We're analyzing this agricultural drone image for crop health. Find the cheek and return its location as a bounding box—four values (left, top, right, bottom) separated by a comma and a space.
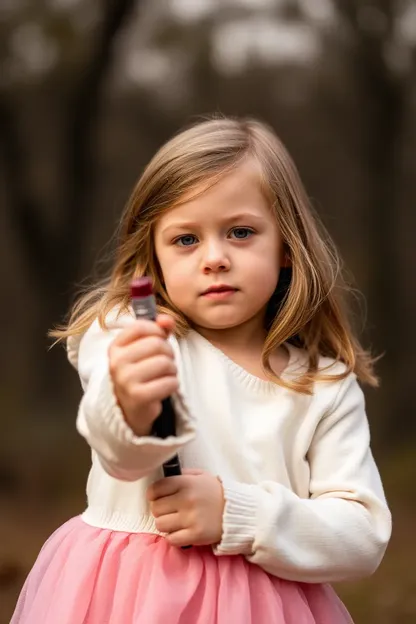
246, 239, 280, 275
159, 254, 193, 298
250, 268, 279, 300
154, 244, 180, 282
242, 244, 280, 296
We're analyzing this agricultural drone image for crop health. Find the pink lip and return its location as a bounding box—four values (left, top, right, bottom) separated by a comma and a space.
203, 290, 236, 300
201, 285, 238, 299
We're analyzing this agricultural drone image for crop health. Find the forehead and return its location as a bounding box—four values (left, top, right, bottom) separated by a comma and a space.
156, 159, 274, 230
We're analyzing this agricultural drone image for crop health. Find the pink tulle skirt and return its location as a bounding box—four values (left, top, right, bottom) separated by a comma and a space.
11, 516, 353, 623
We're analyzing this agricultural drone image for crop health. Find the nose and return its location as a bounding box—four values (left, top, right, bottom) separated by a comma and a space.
201, 239, 230, 274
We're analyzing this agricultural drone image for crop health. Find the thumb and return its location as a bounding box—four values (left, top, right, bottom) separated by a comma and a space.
182, 468, 206, 476
156, 314, 176, 336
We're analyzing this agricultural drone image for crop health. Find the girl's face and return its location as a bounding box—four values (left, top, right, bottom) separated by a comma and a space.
154, 159, 284, 338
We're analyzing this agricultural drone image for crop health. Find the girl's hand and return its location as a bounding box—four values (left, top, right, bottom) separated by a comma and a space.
109, 315, 178, 437
147, 470, 225, 547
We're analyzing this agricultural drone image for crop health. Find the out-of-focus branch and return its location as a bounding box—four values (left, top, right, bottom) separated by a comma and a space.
59, 0, 138, 273
0, 94, 54, 278
1, 1, 138, 291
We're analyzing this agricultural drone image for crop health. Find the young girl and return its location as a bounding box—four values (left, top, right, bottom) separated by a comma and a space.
12, 116, 391, 623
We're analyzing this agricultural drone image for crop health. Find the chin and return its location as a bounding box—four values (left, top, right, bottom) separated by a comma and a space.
194, 315, 251, 331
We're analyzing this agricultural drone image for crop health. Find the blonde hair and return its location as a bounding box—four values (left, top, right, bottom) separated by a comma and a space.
51, 115, 378, 392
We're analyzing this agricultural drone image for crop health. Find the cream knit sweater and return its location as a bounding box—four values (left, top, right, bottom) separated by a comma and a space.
67, 311, 391, 583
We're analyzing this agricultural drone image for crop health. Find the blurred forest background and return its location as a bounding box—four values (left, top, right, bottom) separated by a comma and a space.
1, 0, 415, 622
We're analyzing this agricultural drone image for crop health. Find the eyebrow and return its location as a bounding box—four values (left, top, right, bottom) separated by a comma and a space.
160, 212, 264, 235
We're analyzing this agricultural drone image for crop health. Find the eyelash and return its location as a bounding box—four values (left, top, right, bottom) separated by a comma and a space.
173, 227, 256, 247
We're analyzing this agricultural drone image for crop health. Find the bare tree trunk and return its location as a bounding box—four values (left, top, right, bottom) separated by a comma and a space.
358, 62, 408, 442
0, 0, 138, 413
335, 0, 412, 441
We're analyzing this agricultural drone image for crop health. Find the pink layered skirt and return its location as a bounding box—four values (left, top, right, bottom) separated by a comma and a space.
11, 516, 352, 623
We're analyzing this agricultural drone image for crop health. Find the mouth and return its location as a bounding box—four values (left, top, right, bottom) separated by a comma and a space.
201, 285, 238, 298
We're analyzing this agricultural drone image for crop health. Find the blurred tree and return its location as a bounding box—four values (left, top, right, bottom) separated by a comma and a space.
333, 0, 416, 438
0, 0, 138, 404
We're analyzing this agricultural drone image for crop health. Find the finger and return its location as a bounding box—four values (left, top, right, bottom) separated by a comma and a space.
113, 320, 165, 347
130, 375, 179, 405
166, 529, 194, 548
154, 513, 183, 534
127, 355, 177, 383
150, 493, 179, 518
114, 336, 174, 367
147, 476, 184, 501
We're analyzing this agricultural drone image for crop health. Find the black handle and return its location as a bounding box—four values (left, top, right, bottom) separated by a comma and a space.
152, 398, 182, 478
152, 398, 191, 549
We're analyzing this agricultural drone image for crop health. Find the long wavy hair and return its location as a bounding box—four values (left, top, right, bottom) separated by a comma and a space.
51, 116, 378, 392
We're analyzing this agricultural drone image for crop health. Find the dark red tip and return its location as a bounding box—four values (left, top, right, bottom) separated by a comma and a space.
130, 277, 153, 299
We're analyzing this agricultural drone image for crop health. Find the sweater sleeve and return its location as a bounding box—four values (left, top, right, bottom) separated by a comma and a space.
214, 374, 392, 583
70, 314, 196, 482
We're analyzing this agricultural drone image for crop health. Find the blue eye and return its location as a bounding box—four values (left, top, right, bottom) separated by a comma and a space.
230, 227, 254, 239
175, 234, 198, 247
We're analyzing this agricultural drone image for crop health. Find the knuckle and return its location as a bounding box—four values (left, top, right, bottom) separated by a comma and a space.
150, 402, 163, 419
148, 355, 172, 377
108, 358, 117, 379
131, 385, 146, 403
161, 355, 177, 374
144, 336, 164, 355
183, 487, 197, 506
149, 501, 159, 518
168, 377, 180, 393
187, 493, 197, 506
108, 345, 118, 371
164, 343, 174, 358
144, 335, 157, 348
159, 338, 173, 356
134, 319, 154, 332
115, 368, 130, 391
139, 320, 164, 337
150, 336, 174, 356
109, 361, 123, 385
167, 532, 183, 547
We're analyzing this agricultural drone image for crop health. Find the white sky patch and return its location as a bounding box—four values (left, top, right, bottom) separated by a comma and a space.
125, 48, 174, 87
169, 0, 286, 22
211, 18, 320, 75
169, 0, 218, 23
396, 1, 416, 46
298, 0, 336, 27
10, 22, 58, 76
226, 0, 282, 9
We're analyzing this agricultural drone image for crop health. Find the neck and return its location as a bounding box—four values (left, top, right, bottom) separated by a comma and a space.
195, 316, 267, 355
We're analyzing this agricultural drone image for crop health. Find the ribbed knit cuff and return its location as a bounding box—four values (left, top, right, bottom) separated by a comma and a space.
77, 368, 196, 481
213, 479, 257, 556
92, 371, 195, 448
97, 372, 139, 445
